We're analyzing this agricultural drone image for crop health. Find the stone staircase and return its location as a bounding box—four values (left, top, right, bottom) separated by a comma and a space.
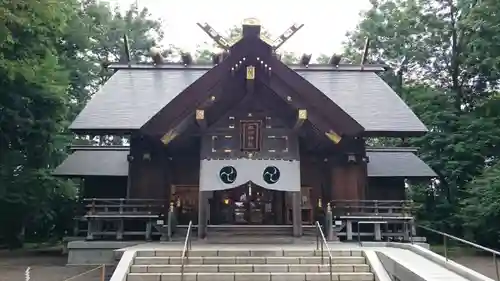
127, 248, 375, 281
206, 225, 295, 244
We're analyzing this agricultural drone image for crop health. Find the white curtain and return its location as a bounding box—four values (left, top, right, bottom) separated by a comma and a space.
200, 159, 301, 191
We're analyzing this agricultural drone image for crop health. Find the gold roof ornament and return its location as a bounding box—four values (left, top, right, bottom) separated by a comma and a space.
242, 17, 261, 26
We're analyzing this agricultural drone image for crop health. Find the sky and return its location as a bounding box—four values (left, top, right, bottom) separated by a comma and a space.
111, 0, 371, 58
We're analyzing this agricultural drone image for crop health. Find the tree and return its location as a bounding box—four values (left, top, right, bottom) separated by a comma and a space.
343, 0, 500, 235
0, 0, 166, 247
69, 1, 166, 147
316, 54, 331, 64
0, 0, 81, 247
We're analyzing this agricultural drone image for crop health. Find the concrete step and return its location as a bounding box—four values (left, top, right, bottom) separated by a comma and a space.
136, 249, 363, 257
127, 272, 375, 281
207, 225, 293, 236
134, 256, 367, 265
130, 263, 371, 273
207, 236, 295, 244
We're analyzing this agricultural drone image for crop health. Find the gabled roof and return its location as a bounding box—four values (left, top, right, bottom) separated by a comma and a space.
69, 66, 426, 136
297, 71, 427, 135
70, 69, 206, 131
53, 147, 436, 178
69, 33, 426, 137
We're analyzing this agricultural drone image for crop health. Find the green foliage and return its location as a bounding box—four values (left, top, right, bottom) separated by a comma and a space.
0, 0, 164, 248
343, 0, 500, 242
461, 162, 500, 246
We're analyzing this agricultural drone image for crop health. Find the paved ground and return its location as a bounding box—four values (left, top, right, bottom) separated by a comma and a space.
0, 243, 498, 280
0, 249, 101, 281
452, 255, 499, 280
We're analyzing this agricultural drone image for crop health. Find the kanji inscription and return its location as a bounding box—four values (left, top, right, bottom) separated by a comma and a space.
240, 120, 262, 151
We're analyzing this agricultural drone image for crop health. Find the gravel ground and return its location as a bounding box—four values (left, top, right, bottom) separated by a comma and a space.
0, 249, 101, 281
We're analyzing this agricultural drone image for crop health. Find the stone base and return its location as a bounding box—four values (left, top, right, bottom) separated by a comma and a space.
66, 240, 142, 265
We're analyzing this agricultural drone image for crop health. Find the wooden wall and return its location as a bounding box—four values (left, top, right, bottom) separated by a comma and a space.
330, 163, 367, 201
128, 136, 170, 199
127, 135, 201, 200
366, 177, 406, 200
83, 176, 127, 198
125, 134, 405, 204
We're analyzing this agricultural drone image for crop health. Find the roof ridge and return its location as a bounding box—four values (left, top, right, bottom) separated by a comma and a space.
70, 145, 130, 151
366, 147, 418, 152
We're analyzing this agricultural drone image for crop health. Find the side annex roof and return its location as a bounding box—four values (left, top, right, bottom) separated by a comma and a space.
54, 147, 436, 178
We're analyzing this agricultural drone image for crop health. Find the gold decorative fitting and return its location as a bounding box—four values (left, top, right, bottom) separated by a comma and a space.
161, 130, 178, 145
196, 109, 205, 120
298, 109, 307, 120
327, 202, 332, 212
325, 130, 342, 144
246, 66, 255, 80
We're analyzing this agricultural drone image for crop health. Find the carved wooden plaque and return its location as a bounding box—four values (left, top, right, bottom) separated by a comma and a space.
240, 120, 262, 151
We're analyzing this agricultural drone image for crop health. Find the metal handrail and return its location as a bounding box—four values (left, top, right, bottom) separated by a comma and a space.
315, 221, 333, 281
180, 220, 193, 281
416, 224, 500, 281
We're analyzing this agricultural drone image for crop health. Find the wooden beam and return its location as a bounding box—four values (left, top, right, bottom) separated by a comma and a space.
361, 38, 371, 66
293, 109, 307, 131
142, 36, 253, 137
267, 55, 364, 135
272, 23, 304, 50
196, 22, 230, 50
257, 75, 344, 145
160, 89, 220, 145
160, 114, 194, 146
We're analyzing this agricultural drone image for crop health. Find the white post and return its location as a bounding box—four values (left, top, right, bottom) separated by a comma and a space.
25, 267, 31, 281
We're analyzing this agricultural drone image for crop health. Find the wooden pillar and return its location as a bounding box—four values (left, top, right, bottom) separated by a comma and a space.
292, 191, 302, 237
275, 191, 283, 225
323, 159, 332, 202
198, 190, 207, 238
162, 157, 172, 217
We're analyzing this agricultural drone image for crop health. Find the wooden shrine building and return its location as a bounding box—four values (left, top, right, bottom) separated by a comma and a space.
55, 19, 436, 241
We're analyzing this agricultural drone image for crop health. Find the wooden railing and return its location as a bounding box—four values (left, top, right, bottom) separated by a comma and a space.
84, 198, 168, 216
77, 198, 171, 241
330, 200, 414, 218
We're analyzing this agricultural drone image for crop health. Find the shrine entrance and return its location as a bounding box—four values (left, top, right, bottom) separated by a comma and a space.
209, 182, 286, 225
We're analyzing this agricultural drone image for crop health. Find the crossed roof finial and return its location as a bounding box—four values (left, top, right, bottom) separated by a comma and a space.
196, 19, 304, 51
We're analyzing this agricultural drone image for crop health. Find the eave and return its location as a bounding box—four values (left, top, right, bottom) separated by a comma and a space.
108, 63, 387, 72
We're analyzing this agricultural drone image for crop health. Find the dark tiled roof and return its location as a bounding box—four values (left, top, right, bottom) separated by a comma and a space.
53, 149, 129, 176
53, 148, 436, 178
297, 71, 427, 134
367, 150, 436, 177
70, 67, 426, 134
70, 69, 207, 130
